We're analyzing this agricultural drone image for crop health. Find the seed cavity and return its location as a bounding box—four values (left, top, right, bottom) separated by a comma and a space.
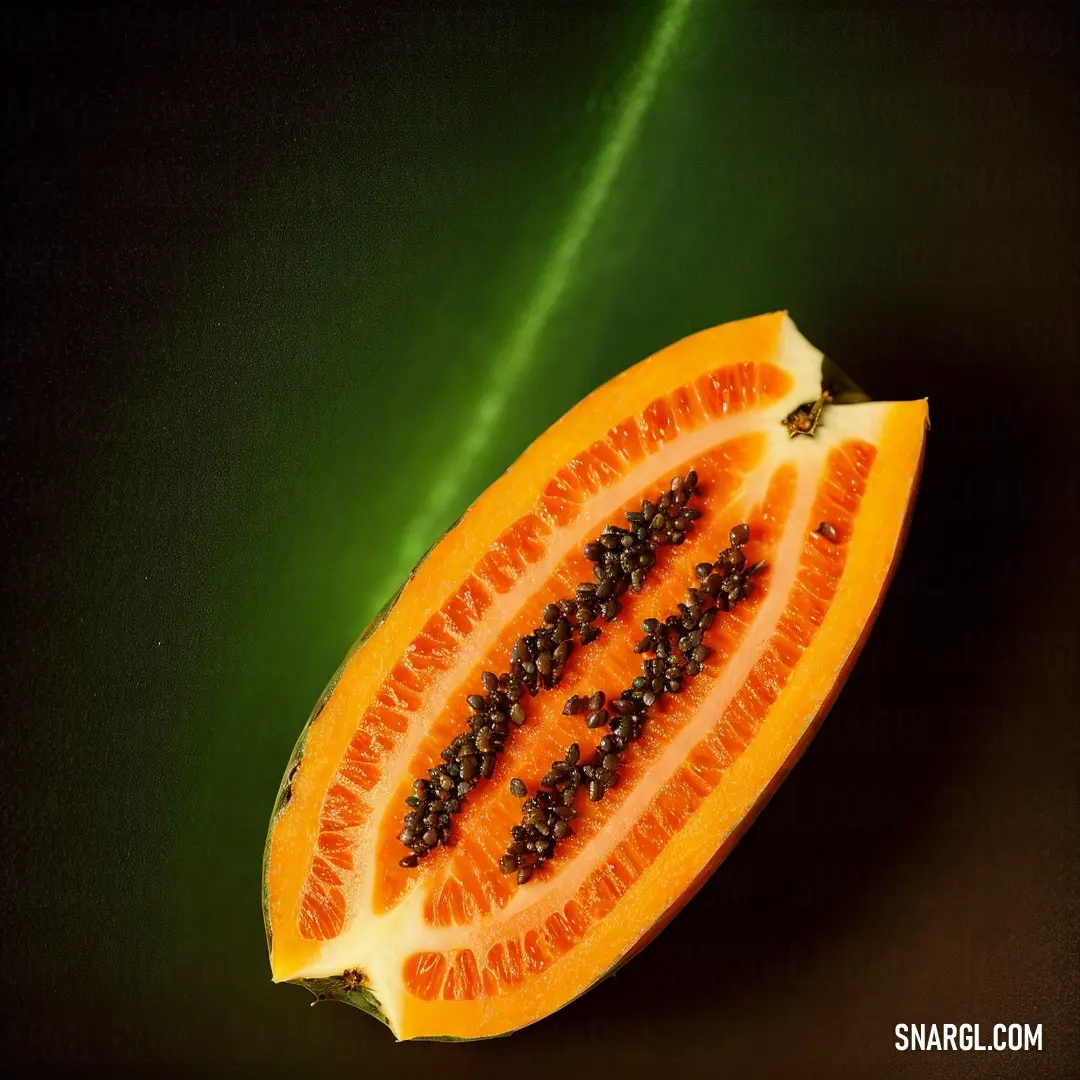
397, 468, 704, 866
501, 524, 765, 881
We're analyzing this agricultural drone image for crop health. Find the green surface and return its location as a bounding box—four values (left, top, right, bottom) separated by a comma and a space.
5, 1, 1077, 1074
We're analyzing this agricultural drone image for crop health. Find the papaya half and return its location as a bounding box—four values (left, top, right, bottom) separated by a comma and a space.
262, 311, 928, 1040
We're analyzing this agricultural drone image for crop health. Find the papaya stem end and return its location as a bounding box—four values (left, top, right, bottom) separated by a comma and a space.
782, 390, 831, 438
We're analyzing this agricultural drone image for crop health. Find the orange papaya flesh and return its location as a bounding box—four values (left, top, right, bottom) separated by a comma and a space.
263, 312, 928, 1040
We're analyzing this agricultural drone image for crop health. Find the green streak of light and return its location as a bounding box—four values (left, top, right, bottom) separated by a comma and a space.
365, 0, 694, 617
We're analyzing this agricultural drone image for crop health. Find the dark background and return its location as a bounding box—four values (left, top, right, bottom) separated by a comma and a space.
2, 2, 1077, 1076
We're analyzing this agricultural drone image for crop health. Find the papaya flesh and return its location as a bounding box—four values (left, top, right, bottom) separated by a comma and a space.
262, 312, 928, 1040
